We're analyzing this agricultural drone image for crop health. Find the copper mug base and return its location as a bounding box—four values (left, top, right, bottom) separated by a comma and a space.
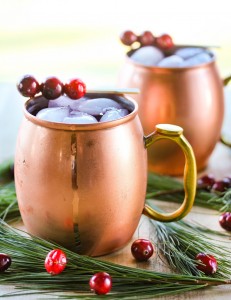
117, 49, 228, 175
15, 94, 196, 256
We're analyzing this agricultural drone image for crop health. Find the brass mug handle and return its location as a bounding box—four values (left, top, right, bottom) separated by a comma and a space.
143, 124, 197, 222
221, 75, 231, 147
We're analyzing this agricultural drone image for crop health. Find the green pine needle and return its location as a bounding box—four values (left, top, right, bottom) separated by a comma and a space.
0, 182, 19, 222
1, 161, 231, 298
147, 201, 231, 278
0, 219, 230, 299
0, 159, 14, 184
147, 173, 231, 212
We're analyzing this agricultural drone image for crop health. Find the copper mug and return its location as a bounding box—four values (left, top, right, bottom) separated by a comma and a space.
15, 93, 196, 256
118, 49, 231, 175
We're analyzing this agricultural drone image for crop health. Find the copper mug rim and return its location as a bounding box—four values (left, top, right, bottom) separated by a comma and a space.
125, 48, 216, 72
23, 93, 138, 131
124, 49, 231, 148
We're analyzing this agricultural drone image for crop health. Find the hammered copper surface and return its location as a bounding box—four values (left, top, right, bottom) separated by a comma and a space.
118, 51, 224, 175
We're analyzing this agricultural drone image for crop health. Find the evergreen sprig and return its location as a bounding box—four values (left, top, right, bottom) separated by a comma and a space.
1, 161, 231, 298
147, 201, 231, 278
0, 182, 19, 222
146, 173, 231, 212
0, 219, 230, 299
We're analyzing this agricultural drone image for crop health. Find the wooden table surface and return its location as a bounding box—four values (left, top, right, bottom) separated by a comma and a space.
0, 83, 231, 299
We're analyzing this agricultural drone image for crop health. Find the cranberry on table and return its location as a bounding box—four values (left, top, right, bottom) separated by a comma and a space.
89, 272, 112, 295
0, 253, 11, 272
120, 30, 138, 46
224, 176, 231, 187
211, 179, 230, 192
197, 174, 216, 190
195, 253, 217, 275
64, 78, 86, 99
131, 238, 154, 261
45, 249, 67, 275
155, 34, 174, 49
219, 212, 231, 231
17, 75, 40, 97
41, 77, 63, 100
138, 31, 155, 46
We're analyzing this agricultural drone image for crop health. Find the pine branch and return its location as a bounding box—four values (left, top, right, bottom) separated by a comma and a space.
0, 160, 20, 222
0, 219, 230, 299
1, 161, 231, 297
146, 173, 231, 212
1, 171, 231, 224
147, 200, 231, 278
0, 182, 20, 222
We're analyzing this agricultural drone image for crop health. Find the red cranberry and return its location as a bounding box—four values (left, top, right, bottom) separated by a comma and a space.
211, 179, 230, 192
120, 30, 138, 46
219, 212, 231, 231
138, 31, 155, 46
131, 238, 154, 261
64, 78, 86, 99
155, 34, 174, 49
197, 174, 216, 190
0, 253, 11, 272
17, 75, 40, 97
89, 272, 112, 295
223, 176, 231, 188
41, 77, 63, 100
195, 253, 217, 275
45, 249, 67, 275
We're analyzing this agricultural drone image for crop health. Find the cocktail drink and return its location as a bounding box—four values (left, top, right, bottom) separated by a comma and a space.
14, 76, 197, 256
118, 31, 229, 175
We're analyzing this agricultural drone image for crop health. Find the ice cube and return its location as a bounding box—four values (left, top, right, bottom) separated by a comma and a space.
48, 95, 88, 110
36, 107, 70, 122
78, 98, 123, 115
181, 52, 212, 67
130, 46, 164, 66
63, 112, 98, 124
100, 108, 129, 122
174, 47, 204, 59
157, 55, 184, 67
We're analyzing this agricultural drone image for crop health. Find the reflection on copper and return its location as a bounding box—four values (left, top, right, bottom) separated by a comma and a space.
14, 94, 196, 256
118, 51, 224, 175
